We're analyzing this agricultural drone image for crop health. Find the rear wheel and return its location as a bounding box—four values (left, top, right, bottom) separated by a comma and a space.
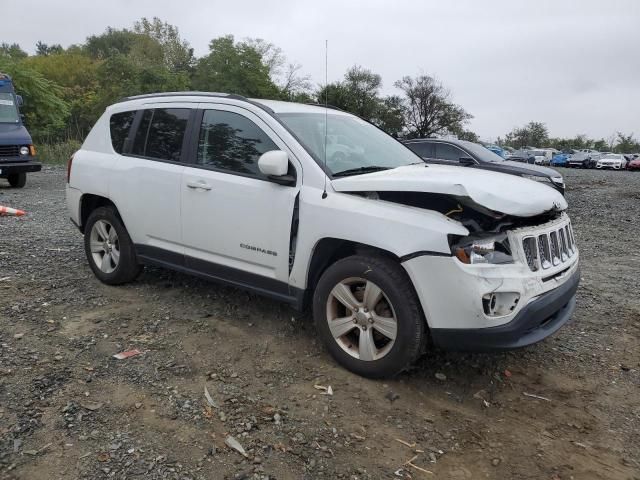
8, 173, 26, 188
313, 254, 426, 378
84, 206, 141, 285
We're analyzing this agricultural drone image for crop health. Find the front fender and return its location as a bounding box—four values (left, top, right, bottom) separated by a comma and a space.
288, 186, 468, 289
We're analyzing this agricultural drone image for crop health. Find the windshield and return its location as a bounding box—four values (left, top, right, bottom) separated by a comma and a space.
602, 154, 620, 159
460, 141, 505, 163
0, 93, 19, 123
277, 112, 421, 175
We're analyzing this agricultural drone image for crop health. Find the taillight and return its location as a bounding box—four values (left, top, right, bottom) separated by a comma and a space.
67, 153, 75, 183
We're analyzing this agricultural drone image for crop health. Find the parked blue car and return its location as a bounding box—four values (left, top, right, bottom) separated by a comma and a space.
486, 145, 507, 158
551, 153, 570, 167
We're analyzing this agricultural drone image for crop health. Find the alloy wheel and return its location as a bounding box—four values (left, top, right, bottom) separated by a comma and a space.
325, 277, 398, 361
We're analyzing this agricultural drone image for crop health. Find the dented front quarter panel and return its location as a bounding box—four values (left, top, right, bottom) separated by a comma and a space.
331, 164, 568, 217
287, 185, 469, 289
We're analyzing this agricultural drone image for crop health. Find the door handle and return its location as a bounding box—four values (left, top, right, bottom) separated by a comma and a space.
186, 180, 212, 191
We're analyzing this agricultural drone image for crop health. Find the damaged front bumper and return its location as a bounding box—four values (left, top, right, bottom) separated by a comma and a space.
429, 266, 579, 350
402, 214, 580, 351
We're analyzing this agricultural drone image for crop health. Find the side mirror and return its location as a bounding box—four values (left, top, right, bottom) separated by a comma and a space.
258, 150, 296, 186
16, 95, 23, 107
459, 157, 475, 166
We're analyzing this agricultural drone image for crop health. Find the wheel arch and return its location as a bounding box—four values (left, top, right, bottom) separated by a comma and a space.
79, 194, 122, 233
303, 237, 402, 307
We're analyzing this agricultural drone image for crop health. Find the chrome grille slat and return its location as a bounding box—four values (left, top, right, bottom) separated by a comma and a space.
538, 234, 551, 269
523, 237, 538, 271
549, 231, 560, 266
520, 217, 578, 272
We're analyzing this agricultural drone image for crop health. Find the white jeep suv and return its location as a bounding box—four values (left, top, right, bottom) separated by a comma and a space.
66, 92, 580, 378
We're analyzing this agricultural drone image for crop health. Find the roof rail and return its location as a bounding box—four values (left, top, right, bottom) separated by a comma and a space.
305, 102, 345, 112
117, 91, 249, 103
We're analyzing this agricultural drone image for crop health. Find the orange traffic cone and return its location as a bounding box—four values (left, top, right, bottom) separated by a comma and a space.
0, 205, 25, 217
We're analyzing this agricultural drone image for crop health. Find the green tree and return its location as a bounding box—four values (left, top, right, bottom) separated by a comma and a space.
504, 121, 548, 148
394, 74, 471, 138
0, 57, 69, 140
592, 139, 608, 151
35, 41, 63, 56
133, 17, 194, 72
317, 65, 382, 121
455, 129, 480, 142
85, 28, 142, 59
24, 52, 99, 139
192, 35, 279, 97
374, 95, 405, 136
613, 132, 639, 153
0, 43, 28, 59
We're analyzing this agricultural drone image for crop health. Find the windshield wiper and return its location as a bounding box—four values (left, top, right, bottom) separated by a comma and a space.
332, 166, 391, 177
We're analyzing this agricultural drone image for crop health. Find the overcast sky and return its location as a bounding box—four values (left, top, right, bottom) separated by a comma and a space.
3, 0, 639, 140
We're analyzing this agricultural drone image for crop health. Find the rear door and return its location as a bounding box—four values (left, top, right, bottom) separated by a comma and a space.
109, 105, 194, 257
180, 104, 301, 292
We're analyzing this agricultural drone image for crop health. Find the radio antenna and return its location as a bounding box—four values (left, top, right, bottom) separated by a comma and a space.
322, 39, 328, 199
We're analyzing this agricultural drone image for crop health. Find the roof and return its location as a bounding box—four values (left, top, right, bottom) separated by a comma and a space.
112, 91, 349, 116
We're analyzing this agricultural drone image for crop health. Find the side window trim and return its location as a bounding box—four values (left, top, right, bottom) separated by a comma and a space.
123, 107, 193, 165
124, 110, 144, 155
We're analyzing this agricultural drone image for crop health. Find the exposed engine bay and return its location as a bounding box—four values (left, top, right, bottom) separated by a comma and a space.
362, 191, 562, 234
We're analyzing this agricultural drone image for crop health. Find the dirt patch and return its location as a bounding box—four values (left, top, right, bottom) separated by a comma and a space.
1, 166, 639, 479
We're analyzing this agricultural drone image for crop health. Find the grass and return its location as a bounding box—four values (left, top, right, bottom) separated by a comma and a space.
37, 140, 82, 165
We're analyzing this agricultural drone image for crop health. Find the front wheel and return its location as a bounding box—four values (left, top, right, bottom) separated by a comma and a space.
84, 206, 141, 285
7, 173, 26, 188
313, 255, 426, 378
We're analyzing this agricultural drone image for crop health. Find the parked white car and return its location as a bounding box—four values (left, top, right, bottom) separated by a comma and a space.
66, 93, 580, 378
596, 153, 628, 170
529, 150, 552, 165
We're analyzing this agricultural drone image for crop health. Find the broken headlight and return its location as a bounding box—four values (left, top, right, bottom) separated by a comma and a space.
450, 233, 513, 265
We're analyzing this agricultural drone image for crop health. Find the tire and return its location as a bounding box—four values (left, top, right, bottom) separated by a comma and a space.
84, 206, 141, 285
8, 173, 26, 188
313, 254, 426, 378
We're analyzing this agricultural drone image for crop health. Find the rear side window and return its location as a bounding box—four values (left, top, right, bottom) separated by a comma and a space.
435, 143, 466, 162
110, 111, 136, 154
407, 142, 434, 158
197, 110, 277, 177
131, 108, 190, 162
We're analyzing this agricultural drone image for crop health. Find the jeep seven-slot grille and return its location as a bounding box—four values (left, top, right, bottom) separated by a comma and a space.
0, 145, 20, 158
523, 222, 577, 272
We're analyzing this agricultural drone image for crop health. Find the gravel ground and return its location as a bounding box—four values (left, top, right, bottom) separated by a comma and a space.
0, 166, 639, 480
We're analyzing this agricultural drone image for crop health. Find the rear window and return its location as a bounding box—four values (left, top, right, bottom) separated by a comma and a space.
405, 142, 433, 158
109, 111, 136, 154
131, 108, 190, 162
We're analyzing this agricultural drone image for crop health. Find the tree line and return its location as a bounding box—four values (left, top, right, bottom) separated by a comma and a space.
500, 121, 639, 154
0, 17, 637, 154
0, 17, 470, 145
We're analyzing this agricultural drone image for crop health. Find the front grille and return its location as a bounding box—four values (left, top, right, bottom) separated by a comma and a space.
0, 145, 20, 157
522, 221, 577, 272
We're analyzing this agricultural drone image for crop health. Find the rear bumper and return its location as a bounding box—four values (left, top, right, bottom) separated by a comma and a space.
430, 266, 580, 351
0, 160, 42, 176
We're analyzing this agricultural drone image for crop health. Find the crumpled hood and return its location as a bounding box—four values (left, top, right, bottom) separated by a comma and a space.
0, 123, 32, 144
331, 164, 568, 217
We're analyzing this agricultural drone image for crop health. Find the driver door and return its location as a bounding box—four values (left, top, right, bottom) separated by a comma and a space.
181, 104, 301, 291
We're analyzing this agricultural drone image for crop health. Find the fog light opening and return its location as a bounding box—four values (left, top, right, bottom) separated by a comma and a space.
482, 292, 521, 317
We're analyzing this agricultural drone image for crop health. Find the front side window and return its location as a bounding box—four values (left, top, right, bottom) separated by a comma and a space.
435, 143, 466, 162
0, 92, 19, 123
109, 111, 136, 154
197, 110, 277, 177
131, 108, 190, 161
